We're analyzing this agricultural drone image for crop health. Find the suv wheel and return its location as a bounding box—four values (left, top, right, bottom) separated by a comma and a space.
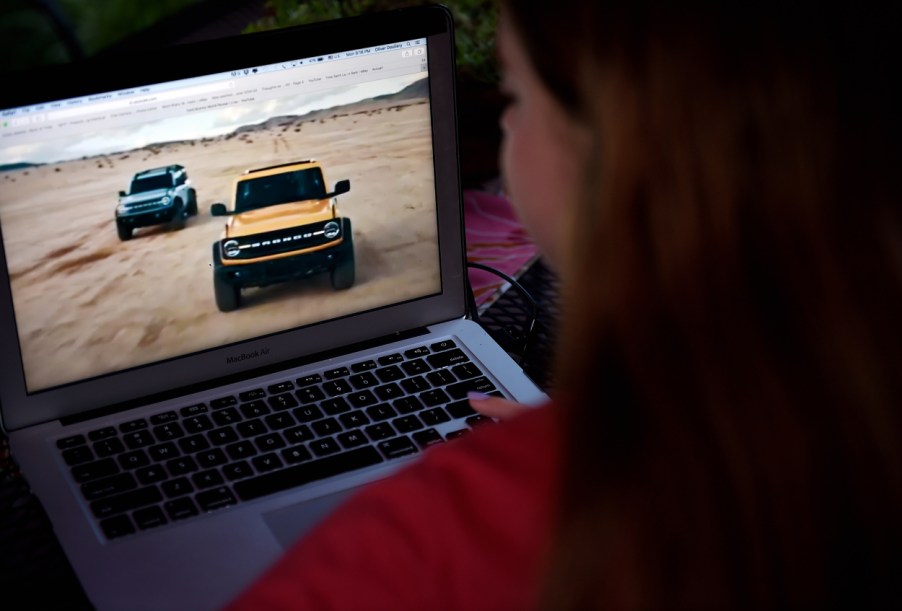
330, 228, 355, 290
117, 221, 132, 241
213, 245, 240, 311
187, 188, 198, 216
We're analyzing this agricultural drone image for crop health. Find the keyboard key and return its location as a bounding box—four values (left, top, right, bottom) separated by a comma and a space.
375, 365, 404, 383
180, 404, 208, 417
211, 396, 238, 409
295, 386, 325, 405
91, 486, 162, 519
62, 446, 94, 466
164, 497, 199, 521
161, 477, 193, 498
72, 458, 119, 483
133, 506, 168, 530
281, 446, 312, 465
349, 372, 379, 389
377, 353, 403, 365
426, 369, 456, 386
150, 411, 178, 425
226, 440, 257, 460
191, 469, 225, 489
88, 427, 117, 441
310, 438, 342, 457
404, 346, 431, 358
296, 374, 322, 387
351, 360, 377, 372
323, 379, 353, 396
149, 442, 180, 462
394, 396, 424, 415
236, 419, 267, 438
267, 381, 295, 394
401, 376, 431, 394
467, 415, 496, 428
197, 448, 228, 468
94, 438, 126, 457
208, 427, 239, 446
374, 383, 404, 401
293, 405, 324, 423
255, 433, 287, 452
81, 472, 137, 501
429, 339, 457, 352
100, 515, 135, 540
118, 450, 150, 470
427, 348, 469, 368
123, 430, 155, 449
447, 400, 477, 419
324, 367, 350, 379
413, 428, 444, 449
447, 376, 497, 400
451, 362, 482, 380
179, 434, 211, 454
421, 407, 451, 426
234, 447, 383, 501
339, 411, 370, 428
166, 456, 199, 476
446, 429, 470, 440
239, 388, 266, 402
120, 418, 149, 433
377, 437, 418, 460
321, 397, 351, 415
252, 453, 284, 472
153, 422, 185, 442
366, 404, 398, 422
196, 487, 236, 512
348, 390, 378, 408
57, 434, 86, 449
365, 422, 396, 441
265, 412, 295, 430
311, 418, 342, 437
337, 429, 368, 449
183, 415, 214, 434
267, 393, 298, 411
212, 407, 242, 427
421, 389, 450, 407
223, 461, 254, 481
241, 400, 270, 418
402, 359, 431, 376
393, 415, 424, 433
284, 425, 314, 444
136, 465, 167, 485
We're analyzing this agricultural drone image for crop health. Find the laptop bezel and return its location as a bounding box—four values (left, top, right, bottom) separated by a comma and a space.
0, 5, 467, 432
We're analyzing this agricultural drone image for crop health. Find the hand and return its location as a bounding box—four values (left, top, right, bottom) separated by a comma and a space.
467, 392, 528, 421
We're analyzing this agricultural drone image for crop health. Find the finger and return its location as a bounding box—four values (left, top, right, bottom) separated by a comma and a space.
467, 392, 527, 420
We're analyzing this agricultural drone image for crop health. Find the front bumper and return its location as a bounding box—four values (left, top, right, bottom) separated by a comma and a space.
116, 205, 179, 228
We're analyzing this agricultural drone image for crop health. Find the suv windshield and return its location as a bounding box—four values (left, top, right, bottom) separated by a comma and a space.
235, 168, 326, 212
131, 174, 173, 193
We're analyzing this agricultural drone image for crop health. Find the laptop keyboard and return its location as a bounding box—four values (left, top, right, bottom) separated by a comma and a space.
54, 339, 501, 540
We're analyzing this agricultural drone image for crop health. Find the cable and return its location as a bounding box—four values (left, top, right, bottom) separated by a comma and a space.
466, 260, 540, 366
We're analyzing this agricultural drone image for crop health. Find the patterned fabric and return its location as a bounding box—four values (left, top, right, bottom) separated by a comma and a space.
464, 190, 539, 312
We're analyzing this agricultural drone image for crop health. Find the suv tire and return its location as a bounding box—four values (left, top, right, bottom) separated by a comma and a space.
117, 221, 132, 241
213, 245, 241, 312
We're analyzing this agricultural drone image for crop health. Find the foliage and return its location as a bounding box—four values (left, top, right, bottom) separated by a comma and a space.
244, 0, 500, 84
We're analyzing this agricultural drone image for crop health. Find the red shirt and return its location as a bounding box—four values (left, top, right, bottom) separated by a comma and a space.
226, 403, 560, 611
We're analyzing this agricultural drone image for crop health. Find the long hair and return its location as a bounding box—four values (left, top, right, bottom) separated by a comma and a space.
502, 1, 902, 608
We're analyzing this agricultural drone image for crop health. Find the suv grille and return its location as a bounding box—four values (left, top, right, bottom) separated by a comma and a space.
221, 219, 342, 261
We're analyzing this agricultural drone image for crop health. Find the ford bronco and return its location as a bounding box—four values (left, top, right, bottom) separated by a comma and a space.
115, 164, 197, 240
210, 160, 354, 312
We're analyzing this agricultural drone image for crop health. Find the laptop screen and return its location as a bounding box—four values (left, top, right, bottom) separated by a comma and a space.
0, 9, 462, 424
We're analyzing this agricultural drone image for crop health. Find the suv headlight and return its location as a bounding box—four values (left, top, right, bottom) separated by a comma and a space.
323, 221, 341, 240
161, 196, 171, 205
223, 240, 241, 258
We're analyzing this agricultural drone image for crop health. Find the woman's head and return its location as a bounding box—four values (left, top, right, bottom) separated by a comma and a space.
499, 1, 902, 608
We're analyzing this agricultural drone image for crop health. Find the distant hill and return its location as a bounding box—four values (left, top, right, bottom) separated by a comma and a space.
0, 162, 41, 173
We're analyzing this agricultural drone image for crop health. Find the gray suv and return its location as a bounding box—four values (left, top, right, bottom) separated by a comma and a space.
115, 164, 197, 240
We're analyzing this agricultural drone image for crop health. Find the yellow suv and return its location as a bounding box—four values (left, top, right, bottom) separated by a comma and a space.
210, 160, 353, 312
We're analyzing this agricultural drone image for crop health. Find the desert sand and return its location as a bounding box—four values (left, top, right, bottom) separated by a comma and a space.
0, 98, 441, 391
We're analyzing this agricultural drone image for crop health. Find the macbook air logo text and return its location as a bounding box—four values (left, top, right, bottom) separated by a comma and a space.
226, 348, 270, 364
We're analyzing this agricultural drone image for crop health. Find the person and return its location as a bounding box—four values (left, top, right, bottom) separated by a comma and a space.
227, 1, 902, 608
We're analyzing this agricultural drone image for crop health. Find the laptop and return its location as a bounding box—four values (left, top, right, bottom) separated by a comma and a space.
0, 5, 547, 610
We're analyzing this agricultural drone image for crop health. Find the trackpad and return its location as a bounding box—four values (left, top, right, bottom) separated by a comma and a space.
263, 489, 355, 549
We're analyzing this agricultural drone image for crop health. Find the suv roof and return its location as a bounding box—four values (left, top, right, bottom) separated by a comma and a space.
134, 164, 185, 179
243, 160, 316, 175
